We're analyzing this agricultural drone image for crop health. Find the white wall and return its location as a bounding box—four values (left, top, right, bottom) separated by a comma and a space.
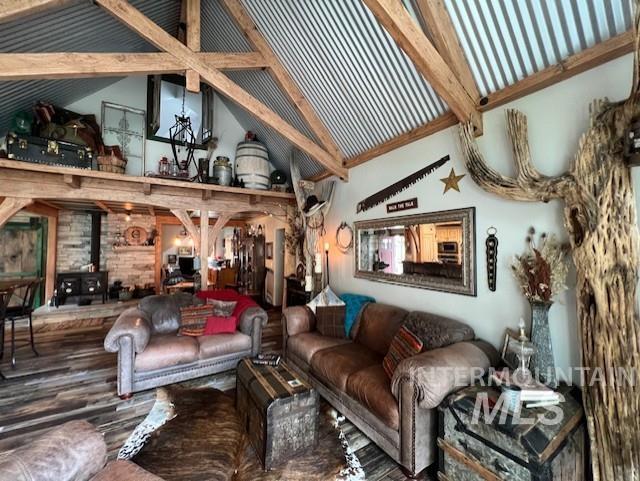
325, 54, 638, 378
65, 76, 246, 176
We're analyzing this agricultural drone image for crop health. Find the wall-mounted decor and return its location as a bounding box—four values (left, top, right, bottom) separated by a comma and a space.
485, 226, 498, 292
265, 242, 273, 260
101, 102, 145, 176
440, 168, 466, 194
124, 226, 147, 246
356, 155, 449, 213
335, 222, 354, 254
167, 254, 177, 265
387, 198, 418, 214
354, 207, 476, 296
178, 246, 193, 256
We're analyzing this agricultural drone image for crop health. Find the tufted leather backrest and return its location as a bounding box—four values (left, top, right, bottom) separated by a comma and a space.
353, 303, 408, 356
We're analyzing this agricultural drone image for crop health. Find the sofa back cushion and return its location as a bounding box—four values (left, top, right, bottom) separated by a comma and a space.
353, 303, 407, 356
403, 311, 474, 351
382, 325, 424, 379
139, 293, 195, 334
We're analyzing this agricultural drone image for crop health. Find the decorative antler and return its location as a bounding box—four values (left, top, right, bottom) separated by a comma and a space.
459, 109, 574, 203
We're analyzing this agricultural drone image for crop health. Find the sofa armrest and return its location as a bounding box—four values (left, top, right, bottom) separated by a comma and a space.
391, 340, 498, 409
0, 420, 107, 481
238, 306, 268, 356
104, 307, 152, 354
282, 306, 315, 337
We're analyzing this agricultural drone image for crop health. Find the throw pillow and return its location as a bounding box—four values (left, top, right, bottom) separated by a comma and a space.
403, 311, 474, 351
340, 293, 375, 338
203, 315, 237, 335
383, 326, 424, 379
207, 299, 237, 317
315, 305, 347, 339
178, 305, 214, 337
306, 285, 345, 314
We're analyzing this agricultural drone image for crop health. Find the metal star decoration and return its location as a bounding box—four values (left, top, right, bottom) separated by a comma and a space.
440, 168, 466, 194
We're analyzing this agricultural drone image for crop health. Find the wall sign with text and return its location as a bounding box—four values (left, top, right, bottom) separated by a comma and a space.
387, 198, 418, 213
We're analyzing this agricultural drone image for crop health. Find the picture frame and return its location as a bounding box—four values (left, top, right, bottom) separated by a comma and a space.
177, 246, 193, 256
266, 242, 273, 260
167, 254, 177, 265
500, 328, 527, 370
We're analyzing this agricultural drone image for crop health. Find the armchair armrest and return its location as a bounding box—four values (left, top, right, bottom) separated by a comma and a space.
282, 306, 315, 337
104, 308, 152, 354
0, 420, 107, 481
392, 340, 498, 409
238, 306, 268, 356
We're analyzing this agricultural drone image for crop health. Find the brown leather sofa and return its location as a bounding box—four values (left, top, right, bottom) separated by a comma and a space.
0, 420, 163, 481
104, 292, 268, 397
283, 302, 498, 477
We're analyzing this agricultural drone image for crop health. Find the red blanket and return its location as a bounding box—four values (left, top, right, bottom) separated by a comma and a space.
196, 289, 258, 326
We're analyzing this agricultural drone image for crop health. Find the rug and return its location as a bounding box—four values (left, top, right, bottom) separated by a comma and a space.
119, 386, 365, 481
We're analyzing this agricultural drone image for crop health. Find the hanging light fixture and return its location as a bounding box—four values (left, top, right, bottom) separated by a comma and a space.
124, 210, 132, 222
174, 227, 189, 246
169, 86, 198, 180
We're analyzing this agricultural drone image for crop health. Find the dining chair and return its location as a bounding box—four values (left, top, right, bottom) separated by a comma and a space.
5, 279, 41, 367
0, 287, 15, 378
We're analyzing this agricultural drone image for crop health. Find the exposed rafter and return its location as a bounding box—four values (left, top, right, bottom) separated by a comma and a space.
362, 0, 481, 132
221, 0, 344, 162
0, 0, 75, 23
183, 0, 201, 93
0, 52, 269, 80
413, 0, 480, 106
95, 0, 347, 180
0, 197, 34, 229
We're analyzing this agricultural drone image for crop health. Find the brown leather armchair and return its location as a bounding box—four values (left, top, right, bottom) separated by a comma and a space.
283, 303, 498, 477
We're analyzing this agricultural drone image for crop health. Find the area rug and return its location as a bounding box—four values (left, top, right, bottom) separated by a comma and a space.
119, 386, 365, 481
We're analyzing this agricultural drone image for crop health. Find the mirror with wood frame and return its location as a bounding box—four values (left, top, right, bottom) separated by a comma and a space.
354, 207, 476, 296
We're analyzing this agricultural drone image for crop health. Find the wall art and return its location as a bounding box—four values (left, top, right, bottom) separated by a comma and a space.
485, 226, 498, 291
440, 168, 466, 194
387, 198, 418, 213
356, 155, 449, 213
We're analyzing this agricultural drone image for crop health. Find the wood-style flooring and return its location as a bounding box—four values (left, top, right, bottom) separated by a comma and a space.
0, 310, 433, 480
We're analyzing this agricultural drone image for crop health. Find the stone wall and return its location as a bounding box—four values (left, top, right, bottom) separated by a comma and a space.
56, 210, 156, 288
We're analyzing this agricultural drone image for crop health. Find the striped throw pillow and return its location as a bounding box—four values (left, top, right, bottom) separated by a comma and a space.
383, 326, 424, 379
179, 305, 214, 337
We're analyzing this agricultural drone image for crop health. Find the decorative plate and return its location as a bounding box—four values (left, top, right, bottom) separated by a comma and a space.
124, 226, 147, 246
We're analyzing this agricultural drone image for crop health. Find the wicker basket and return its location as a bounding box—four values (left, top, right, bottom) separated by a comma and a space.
97, 154, 127, 174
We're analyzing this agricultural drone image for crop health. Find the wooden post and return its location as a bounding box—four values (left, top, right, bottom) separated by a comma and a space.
200, 209, 209, 290
45, 215, 57, 301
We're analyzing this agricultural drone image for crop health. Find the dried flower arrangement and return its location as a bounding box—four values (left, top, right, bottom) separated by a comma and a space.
285, 210, 305, 259
511, 227, 569, 303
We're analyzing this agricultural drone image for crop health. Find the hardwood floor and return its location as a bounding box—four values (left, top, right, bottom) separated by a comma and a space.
0, 310, 433, 480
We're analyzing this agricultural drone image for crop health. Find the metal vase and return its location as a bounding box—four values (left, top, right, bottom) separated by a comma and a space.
530, 301, 557, 388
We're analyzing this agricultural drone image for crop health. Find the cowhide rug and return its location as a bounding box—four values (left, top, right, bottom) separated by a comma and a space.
119, 386, 365, 481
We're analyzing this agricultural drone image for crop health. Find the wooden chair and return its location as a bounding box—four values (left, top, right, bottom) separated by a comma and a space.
0, 287, 15, 378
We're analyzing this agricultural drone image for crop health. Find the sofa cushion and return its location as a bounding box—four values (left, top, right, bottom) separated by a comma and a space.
403, 311, 474, 351
316, 305, 347, 339
207, 299, 237, 317
139, 293, 195, 334
287, 332, 350, 365
134, 335, 199, 372
203, 315, 237, 335
383, 325, 424, 379
311, 343, 382, 392
197, 332, 251, 359
90, 460, 163, 481
353, 303, 407, 356
346, 365, 399, 430
178, 304, 214, 337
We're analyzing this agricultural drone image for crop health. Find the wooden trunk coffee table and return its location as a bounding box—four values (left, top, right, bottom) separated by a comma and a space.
236, 358, 319, 470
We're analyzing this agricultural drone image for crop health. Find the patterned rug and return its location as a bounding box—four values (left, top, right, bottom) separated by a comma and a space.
119, 386, 365, 481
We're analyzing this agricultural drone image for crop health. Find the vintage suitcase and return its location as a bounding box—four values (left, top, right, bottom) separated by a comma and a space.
438, 385, 585, 481
6, 132, 94, 169
236, 358, 319, 470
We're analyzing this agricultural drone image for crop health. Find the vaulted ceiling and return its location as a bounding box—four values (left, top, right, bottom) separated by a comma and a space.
0, 0, 634, 180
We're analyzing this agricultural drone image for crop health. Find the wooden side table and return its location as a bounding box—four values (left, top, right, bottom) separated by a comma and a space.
438, 384, 585, 481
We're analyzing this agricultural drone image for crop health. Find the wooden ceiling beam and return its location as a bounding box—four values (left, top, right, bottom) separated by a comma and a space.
183, 0, 201, 93
413, 0, 480, 106
363, 0, 481, 132
23, 201, 59, 218
221, 0, 344, 163
0, 197, 34, 229
95, 0, 347, 180
0, 52, 269, 81
0, 0, 75, 23
94, 201, 114, 214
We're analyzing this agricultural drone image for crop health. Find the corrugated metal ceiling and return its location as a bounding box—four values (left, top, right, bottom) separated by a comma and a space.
440, 0, 633, 96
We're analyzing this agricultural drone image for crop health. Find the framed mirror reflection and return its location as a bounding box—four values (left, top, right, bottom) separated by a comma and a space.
354, 207, 476, 296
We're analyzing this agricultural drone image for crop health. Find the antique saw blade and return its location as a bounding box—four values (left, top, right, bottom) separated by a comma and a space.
356, 154, 450, 213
